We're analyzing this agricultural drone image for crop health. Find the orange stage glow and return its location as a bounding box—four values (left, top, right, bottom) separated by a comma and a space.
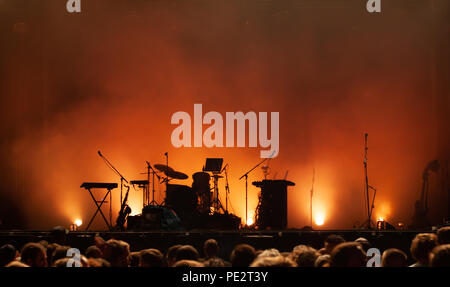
314, 213, 325, 226
374, 202, 391, 224
2, 1, 448, 230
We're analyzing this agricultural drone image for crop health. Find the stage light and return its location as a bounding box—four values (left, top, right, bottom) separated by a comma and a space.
70, 219, 82, 231
377, 218, 385, 230
246, 218, 254, 226
314, 213, 325, 226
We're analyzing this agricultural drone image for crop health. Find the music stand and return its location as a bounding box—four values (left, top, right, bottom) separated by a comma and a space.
203, 158, 223, 173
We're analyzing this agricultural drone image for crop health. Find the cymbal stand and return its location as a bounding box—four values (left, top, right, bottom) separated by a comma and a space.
146, 161, 161, 205
210, 172, 225, 213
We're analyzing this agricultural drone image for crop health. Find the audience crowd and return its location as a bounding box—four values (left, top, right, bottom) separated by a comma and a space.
1, 226, 449, 267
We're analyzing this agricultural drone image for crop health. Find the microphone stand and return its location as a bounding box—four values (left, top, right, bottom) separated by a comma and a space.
159, 152, 169, 206
310, 168, 315, 228
239, 158, 268, 226
361, 134, 377, 229
222, 164, 230, 214
98, 151, 129, 207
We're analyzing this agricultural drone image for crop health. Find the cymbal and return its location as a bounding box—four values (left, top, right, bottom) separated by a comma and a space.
154, 164, 175, 173
165, 170, 188, 180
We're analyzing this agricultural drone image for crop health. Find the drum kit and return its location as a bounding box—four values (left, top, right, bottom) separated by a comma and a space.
127, 157, 233, 229
88, 151, 240, 230
78, 147, 246, 233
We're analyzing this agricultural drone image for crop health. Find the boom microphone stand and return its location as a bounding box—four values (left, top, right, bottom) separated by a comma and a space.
239, 158, 269, 226
98, 150, 129, 206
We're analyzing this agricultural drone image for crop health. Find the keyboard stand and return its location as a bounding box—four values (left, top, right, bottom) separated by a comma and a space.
84, 186, 114, 231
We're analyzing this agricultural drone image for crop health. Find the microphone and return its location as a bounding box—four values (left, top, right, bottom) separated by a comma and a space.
98, 150, 102, 157
164, 152, 168, 156
146, 161, 151, 167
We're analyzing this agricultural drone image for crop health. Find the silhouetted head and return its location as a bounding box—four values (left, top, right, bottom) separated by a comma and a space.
140, 248, 164, 267
50, 226, 69, 245
324, 234, 346, 255
330, 242, 366, 267
166, 244, 182, 267
203, 239, 219, 259
381, 248, 408, 267
0, 244, 17, 267
172, 260, 204, 267
129, 252, 140, 267
21, 242, 47, 267
430, 244, 450, 267
230, 244, 256, 267
315, 254, 331, 267
437, 226, 450, 245
51, 245, 71, 266
290, 245, 319, 267
102, 239, 130, 267
250, 255, 296, 267
354, 237, 371, 252
175, 245, 199, 262
410, 233, 437, 266
85, 245, 102, 259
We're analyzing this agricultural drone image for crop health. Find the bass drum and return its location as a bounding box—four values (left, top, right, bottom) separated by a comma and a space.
165, 184, 198, 226
165, 184, 196, 208
192, 172, 211, 214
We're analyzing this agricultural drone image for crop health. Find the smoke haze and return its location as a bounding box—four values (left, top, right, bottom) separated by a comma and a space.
0, 0, 448, 229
